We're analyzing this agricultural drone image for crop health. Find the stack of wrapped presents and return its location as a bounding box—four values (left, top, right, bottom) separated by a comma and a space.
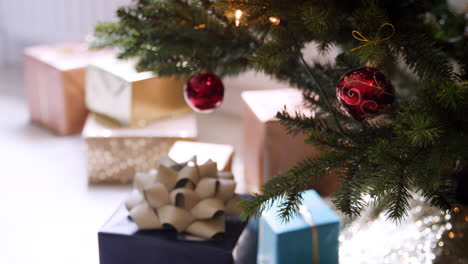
25, 42, 234, 184
24, 42, 341, 264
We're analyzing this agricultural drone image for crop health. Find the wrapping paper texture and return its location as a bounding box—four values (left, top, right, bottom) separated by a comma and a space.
86, 137, 178, 183
98, 205, 249, 264
83, 114, 197, 183
86, 57, 191, 126
242, 89, 339, 195
258, 190, 340, 264
24, 42, 111, 135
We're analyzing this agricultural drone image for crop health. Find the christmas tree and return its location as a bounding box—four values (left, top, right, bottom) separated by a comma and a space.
92, 0, 467, 221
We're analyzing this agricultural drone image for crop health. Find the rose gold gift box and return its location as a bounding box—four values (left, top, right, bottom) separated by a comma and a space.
242, 89, 339, 196
83, 113, 197, 184
24, 42, 111, 135
85, 56, 191, 127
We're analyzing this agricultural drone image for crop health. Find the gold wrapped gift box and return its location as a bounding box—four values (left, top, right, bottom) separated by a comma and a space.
83, 115, 236, 184
83, 114, 197, 183
85, 56, 191, 126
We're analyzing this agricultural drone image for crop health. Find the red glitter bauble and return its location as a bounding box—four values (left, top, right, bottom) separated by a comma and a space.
184, 73, 224, 112
336, 66, 395, 122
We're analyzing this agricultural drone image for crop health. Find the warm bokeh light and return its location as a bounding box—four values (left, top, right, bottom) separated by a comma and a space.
235, 9, 243, 27
269, 16, 280, 25
448, 232, 455, 239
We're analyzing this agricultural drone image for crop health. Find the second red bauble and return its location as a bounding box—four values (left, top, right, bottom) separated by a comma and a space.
184, 73, 224, 113
336, 66, 395, 122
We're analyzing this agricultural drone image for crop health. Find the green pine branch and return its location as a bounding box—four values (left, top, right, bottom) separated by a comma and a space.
333, 159, 367, 217
94, 0, 467, 222
240, 150, 349, 221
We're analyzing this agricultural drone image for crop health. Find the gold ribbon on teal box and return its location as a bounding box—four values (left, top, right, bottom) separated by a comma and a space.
258, 190, 340, 264
299, 205, 320, 263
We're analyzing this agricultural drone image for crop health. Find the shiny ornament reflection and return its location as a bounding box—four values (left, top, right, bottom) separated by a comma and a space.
184, 73, 224, 113
336, 66, 395, 121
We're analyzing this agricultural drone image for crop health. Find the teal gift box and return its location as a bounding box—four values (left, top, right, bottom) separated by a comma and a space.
258, 190, 340, 264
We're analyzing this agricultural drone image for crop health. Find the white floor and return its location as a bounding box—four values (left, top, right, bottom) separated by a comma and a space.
0, 65, 245, 264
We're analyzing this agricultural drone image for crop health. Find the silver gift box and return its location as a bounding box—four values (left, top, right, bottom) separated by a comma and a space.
86, 56, 191, 126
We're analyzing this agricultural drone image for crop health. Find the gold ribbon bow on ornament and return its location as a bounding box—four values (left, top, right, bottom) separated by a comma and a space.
125, 155, 242, 239
351, 22, 395, 51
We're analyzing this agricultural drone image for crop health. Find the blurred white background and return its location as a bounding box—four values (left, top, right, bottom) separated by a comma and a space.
0, 0, 128, 64
0, 0, 292, 115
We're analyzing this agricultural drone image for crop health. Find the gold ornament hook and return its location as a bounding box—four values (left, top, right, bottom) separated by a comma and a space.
351, 22, 395, 51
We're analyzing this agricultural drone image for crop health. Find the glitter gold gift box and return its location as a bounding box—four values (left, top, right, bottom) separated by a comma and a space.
24, 42, 111, 135
83, 114, 197, 183
85, 56, 191, 127
242, 89, 339, 195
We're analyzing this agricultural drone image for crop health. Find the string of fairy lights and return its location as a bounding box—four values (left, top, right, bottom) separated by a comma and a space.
234, 8, 280, 26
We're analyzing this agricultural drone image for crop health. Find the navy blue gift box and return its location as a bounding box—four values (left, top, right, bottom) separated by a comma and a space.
98, 205, 254, 264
